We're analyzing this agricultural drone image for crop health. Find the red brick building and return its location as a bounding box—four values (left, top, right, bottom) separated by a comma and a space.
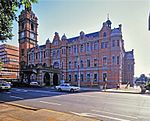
19, 6, 134, 88
0, 44, 19, 80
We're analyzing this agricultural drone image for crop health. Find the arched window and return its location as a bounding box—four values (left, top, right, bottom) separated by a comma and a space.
103, 32, 106, 37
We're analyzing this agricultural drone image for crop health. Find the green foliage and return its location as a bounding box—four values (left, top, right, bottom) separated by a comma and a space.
0, 61, 3, 71
0, 0, 38, 42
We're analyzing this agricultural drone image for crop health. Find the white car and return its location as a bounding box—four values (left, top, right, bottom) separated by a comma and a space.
0, 83, 11, 91
56, 83, 80, 92
29, 81, 40, 87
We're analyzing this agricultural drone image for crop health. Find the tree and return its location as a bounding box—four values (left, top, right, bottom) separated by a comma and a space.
0, 0, 38, 42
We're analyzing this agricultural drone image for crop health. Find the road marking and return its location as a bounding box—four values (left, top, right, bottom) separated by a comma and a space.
70, 111, 96, 117
90, 113, 131, 121
13, 89, 28, 92
77, 94, 96, 98
39, 101, 61, 106
10, 96, 24, 99
70, 111, 130, 121
4, 92, 11, 94
92, 110, 137, 119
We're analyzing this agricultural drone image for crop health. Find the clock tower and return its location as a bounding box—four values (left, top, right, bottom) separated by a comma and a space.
18, 5, 38, 65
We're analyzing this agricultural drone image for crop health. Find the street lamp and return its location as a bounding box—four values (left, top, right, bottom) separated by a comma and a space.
78, 57, 80, 87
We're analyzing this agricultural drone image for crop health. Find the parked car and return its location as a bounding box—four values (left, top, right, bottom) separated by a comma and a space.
55, 83, 80, 92
29, 81, 40, 87
0, 83, 11, 91
140, 82, 150, 94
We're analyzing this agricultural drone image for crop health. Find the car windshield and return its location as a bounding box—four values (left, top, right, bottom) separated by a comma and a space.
2, 83, 10, 86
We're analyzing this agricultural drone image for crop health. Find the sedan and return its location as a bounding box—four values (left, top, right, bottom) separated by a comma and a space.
56, 83, 80, 92
0, 83, 11, 91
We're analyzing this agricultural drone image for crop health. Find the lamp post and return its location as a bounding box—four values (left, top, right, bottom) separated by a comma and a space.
78, 57, 80, 87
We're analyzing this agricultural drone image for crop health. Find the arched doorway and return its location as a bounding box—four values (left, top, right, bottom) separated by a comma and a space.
53, 73, 58, 86
44, 72, 50, 86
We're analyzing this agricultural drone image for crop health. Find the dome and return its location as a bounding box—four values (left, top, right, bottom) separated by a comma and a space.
111, 28, 122, 36
61, 34, 67, 40
106, 19, 112, 25
80, 31, 85, 36
46, 38, 50, 44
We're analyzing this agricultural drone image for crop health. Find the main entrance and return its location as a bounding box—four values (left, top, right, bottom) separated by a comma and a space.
53, 73, 58, 86
44, 72, 50, 86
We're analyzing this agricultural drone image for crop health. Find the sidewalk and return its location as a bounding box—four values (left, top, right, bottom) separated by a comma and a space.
0, 103, 99, 121
104, 86, 141, 94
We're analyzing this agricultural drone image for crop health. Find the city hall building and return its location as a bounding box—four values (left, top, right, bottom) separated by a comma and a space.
18, 6, 134, 88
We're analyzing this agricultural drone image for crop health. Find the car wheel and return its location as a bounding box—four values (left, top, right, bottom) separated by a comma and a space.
70, 89, 74, 92
58, 88, 62, 91
141, 88, 146, 94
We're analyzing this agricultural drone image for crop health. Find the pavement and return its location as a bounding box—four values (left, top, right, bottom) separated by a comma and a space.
0, 85, 142, 121
0, 102, 99, 121
104, 85, 141, 94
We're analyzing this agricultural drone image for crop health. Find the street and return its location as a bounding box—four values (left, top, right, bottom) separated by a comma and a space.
0, 87, 150, 121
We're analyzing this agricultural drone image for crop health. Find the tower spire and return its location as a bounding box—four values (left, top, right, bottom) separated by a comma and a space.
107, 13, 109, 20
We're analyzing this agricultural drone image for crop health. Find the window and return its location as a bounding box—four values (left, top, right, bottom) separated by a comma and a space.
74, 45, 77, 54
117, 40, 120, 46
80, 60, 83, 68
103, 57, 107, 65
87, 74, 90, 82
36, 53, 38, 59
112, 56, 115, 64
22, 23, 24, 30
117, 56, 120, 64
101, 42, 108, 49
74, 61, 77, 68
69, 61, 71, 69
112, 40, 115, 47
62, 62, 63, 69
69, 47, 71, 54
94, 41, 98, 50
80, 44, 83, 52
94, 74, 97, 82
53, 51, 56, 57
81, 74, 84, 82
62, 49, 63, 54
21, 49, 24, 56
103, 32, 106, 37
69, 75, 71, 82
94, 59, 97, 67
31, 23, 34, 31
43, 51, 45, 58
75, 74, 78, 82
103, 73, 107, 82
57, 50, 60, 57
87, 43, 90, 52
87, 59, 90, 67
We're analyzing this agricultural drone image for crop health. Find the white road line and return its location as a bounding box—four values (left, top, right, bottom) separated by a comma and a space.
70, 111, 96, 118
77, 94, 96, 98
92, 110, 137, 119
10, 96, 24, 99
70, 111, 130, 121
39, 101, 61, 106
90, 113, 131, 121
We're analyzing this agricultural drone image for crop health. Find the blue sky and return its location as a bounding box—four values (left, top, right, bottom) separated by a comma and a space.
4, 0, 150, 77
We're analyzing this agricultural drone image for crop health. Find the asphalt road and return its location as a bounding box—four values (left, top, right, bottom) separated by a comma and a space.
0, 87, 150, 121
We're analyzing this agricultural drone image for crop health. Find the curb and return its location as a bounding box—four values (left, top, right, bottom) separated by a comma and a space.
3, 102, 39, 111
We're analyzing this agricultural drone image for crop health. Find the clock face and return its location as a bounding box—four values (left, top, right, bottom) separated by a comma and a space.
30, 33, 35, 40
21, 32, 25, 38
